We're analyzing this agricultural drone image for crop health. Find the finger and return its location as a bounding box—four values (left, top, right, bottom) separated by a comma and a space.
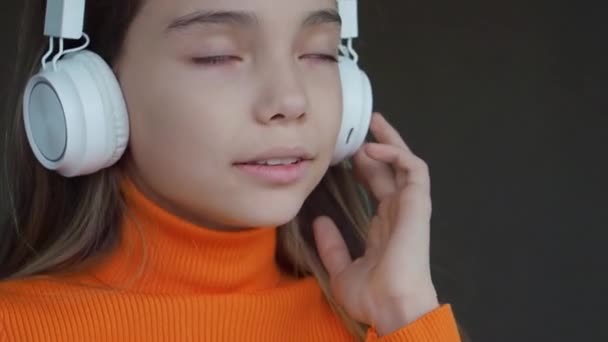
365, 143, 430, 191
352, 146, 397, 200
370, 113, 410, 151
312, 216, 352, 277
366, 147, 433, 256
375, 200, 397, 242
365, 216, 383, 252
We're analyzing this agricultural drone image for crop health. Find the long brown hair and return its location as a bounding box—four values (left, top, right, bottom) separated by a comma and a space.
1, 0, 376, 339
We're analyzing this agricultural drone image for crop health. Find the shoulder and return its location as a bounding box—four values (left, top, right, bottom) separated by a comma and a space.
0, 275, 94, 315
0, 299, 7, 341
0, 316, 6, 342
0, 275, 99, 340
0, 278, 40, 341
0, 277, 54, 312
0, 275, 66, 296
0, 279, 42, 341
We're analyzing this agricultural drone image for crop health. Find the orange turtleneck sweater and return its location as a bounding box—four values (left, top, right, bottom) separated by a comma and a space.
0, 180, 461, 341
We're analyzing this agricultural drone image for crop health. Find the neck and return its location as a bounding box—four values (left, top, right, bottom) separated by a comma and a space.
86, 178, 283, 294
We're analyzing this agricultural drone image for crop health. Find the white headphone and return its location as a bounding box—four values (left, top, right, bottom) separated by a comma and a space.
23, 0, 373, 177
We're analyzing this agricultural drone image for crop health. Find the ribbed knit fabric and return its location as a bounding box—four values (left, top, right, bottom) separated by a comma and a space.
0, 180, 461, 341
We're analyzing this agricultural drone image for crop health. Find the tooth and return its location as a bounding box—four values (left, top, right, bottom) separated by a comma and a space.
282, 158, 300, 164
267, 159, 286, 166
255, 158, 299, 165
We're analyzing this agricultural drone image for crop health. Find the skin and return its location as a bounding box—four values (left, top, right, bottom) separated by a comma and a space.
117, 0, 343, 230
314, 113, 441, 335
115, 0, 441, 336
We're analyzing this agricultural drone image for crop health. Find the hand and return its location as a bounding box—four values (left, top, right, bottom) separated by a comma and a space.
313, 112, 440, 336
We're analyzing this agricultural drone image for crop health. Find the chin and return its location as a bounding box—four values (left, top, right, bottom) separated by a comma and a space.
222, 161, 328, 228
244, 203, 303, 227
227, 190, 310, 228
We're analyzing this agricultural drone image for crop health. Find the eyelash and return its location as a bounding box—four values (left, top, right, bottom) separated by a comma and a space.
305, 54, 339, 63
192, 55, 241, 65
191, 54, 338, 66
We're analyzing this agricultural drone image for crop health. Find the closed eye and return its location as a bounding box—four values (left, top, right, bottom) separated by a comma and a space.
191, 55, 242, 65
301, 54, 339, 63
191, 54, 338, 66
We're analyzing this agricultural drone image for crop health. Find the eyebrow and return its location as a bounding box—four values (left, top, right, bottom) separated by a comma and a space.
166, 8, 341, 32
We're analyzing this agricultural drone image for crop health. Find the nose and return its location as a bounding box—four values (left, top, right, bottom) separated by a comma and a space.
253, 61, 308, 124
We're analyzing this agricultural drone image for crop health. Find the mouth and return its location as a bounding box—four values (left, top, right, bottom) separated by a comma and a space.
235, 157, 307, 166
233, 147, 314, 185
234, 147, 314, 166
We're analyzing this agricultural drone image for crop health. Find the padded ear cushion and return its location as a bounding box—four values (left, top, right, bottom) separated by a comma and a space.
331, 56, 373, 165
69, 50, 129, 169
24, 57, 93, 176
23, 50, 129, 177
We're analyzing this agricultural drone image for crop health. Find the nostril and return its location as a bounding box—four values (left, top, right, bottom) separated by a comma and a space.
270, 113, 286, 120
269, 112, 306, 121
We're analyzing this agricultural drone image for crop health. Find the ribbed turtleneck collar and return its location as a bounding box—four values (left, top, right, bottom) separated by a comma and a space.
89, 179, 282, 294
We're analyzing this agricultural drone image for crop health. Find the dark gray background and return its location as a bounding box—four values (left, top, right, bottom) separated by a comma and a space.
1, 1, 607, 341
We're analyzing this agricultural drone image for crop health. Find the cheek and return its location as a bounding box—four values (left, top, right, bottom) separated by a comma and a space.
121, 66, 244, 174
310, 74, 343, 152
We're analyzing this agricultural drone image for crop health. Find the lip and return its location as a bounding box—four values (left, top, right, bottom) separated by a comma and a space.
234, 147, 314, 164
235, 160, 311, 185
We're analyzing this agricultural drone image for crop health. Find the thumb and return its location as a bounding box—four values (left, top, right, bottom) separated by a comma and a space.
313, 216, 352, 277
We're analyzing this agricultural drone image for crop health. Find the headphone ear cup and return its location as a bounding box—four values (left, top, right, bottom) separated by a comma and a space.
331, 56, 373, 165
23, 50, 129, 177
74, 51, 129, 167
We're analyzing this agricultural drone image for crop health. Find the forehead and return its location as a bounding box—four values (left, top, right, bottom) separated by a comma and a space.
143, 0, 338, 24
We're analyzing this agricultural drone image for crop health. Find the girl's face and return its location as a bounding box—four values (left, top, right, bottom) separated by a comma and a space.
116, 0, 342, 229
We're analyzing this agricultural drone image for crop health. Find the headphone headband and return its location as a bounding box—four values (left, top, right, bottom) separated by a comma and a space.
44, 0, 86, 39
338, 0, 358, 39
27, 0, 370, 176
45, 0, 357, 40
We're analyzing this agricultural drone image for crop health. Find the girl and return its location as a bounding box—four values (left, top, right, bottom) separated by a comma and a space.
0, 0, 462, 341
